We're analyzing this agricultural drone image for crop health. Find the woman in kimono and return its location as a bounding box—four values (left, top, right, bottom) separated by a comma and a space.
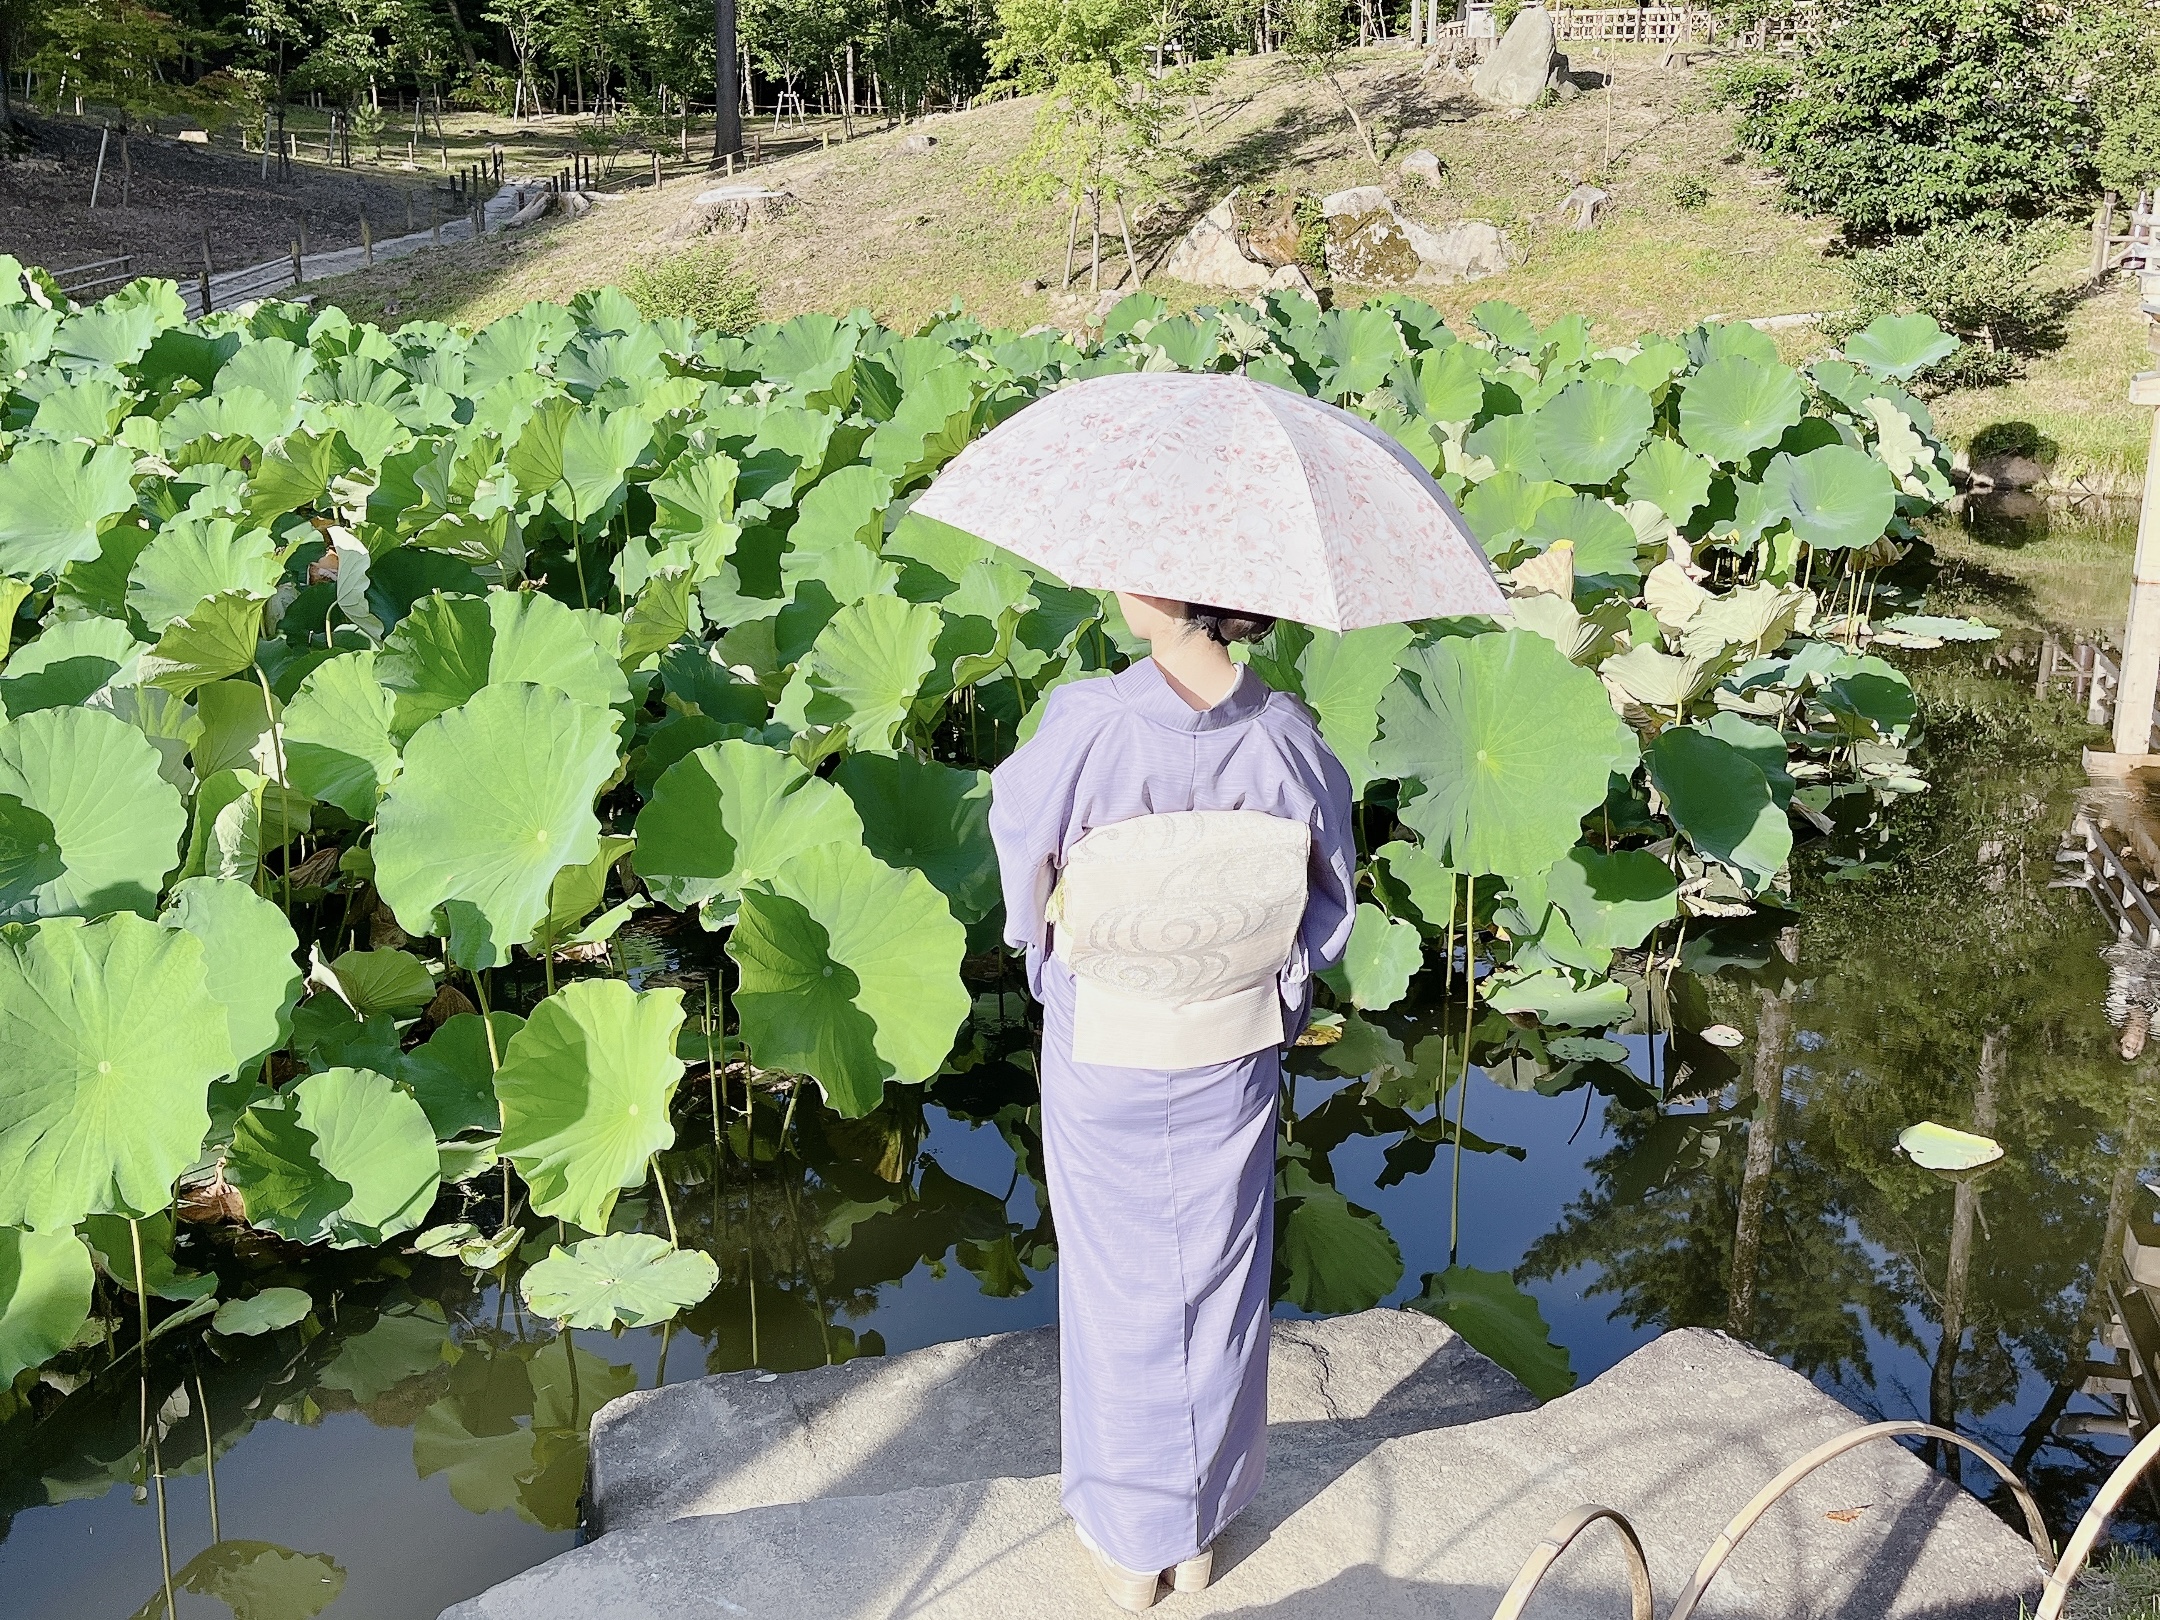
988, 593, 1357, 1611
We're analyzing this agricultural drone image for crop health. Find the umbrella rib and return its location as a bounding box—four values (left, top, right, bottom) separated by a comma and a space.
1260, 385, 1344, 632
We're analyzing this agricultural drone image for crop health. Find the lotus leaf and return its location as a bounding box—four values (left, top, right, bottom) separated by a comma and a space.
1482, 967, 1633, 1026
0, 613, 144, 716
0, 1226, 95, 1384
832, 753, 996, 923
324, 948, 436, 1017
211, 1286, 314, 1336
1277, 1157, 1403, 1314
1525, 494, 1640, 580
1544, 848, 1677, 950
1678, 356, 1807, 465
1879, 614, 1999, 642
1318, 903, 1423, 1011
1679, 580, 1806, 661
520, 1233, 719, 1328
1471, 300, 1540, 354
0, 913, 232, 1229
1409, 1265, 1573, 1399
160, 877, 304, 1070
0, 439, 137, 577
1622, 438, 1716, 523
1530, 379, 1653, 486
1459, 472, 1567, 554
82, 1209, 216, 1300
1277, 623, 1414, 797
281, 651, 402, 817
496, 980, 686, 1233
1896, 1120, 2003, 1172
1843, 313, 1959, 380
778, 594, 942, 752
374, 683, 619, 968
1373, 839, 1457, 933
730, 838, 969, 1115
1463, 414, 1549, 481
635, 737, 864, 916
401, 1012, 521, 1139
0, 705, 185, 919
0, 793, 62, 914
1760, 445, 1896, 551
1413, 343, 1489, 422
227, 1066, 440, 1246
1818, 653, 1917, 741
1647, 725, 1791, 879
126, 515, 282, 633
138, 590, 266, 694
136, 1540, 347, 1620
1374, 630, 1638, 879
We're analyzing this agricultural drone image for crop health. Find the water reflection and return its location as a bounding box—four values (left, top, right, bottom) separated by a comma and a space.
6, 637, 2160, 1615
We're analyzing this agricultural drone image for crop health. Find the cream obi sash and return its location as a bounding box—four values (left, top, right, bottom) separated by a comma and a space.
1050, 810, 1311, 1069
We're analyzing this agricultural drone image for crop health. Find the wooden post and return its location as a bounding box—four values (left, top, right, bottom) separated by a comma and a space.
653, 150, 662, 189
2095, 190, 2119, 283
2102, 371, 2160, 764
200, 229, 213, 312
432, 193, 440, 244
291, 238, 302, 286
120, 134, 130, 209
199, 265, 212, 316
406, 190, 414, 233
89, 125, 109, 208
362, 211, 373, 265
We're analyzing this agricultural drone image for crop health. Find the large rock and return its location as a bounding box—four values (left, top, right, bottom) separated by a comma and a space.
1164, 194, 1273, 292
443, 1328, 2047, 1620
662, 184, 797, 239
1320, 186, 1510, 286
1243, 193, 1306, 267
1473, 4, 1559, 108
589, 1311, 1528, 1535
1401, 148, 1446, 185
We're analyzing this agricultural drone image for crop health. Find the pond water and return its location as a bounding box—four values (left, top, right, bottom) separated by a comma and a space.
6, 508, 2158, 1620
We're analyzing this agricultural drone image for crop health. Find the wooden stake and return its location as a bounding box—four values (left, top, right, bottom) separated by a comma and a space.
1113, 193, 1141, 288
653, 150, 662, 189
291, 238, 302, 286
120, 133, 130, 209
1090, 187, 1102, 294
361, 211, 372, 265
200, 228, 214, 314
89, 125, 109, 208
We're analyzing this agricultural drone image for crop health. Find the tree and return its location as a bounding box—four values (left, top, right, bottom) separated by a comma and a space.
1717, 0, 2090, 238
30, 0, 187, 124
1280, 0, 1379, 168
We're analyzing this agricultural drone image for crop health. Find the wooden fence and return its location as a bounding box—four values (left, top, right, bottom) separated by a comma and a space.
1423, 3, 1820, 51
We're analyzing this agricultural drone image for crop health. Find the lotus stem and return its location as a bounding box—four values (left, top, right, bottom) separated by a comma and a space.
778, 1081, 801, 1153
197, 1370, 219, 1543
541, 876, 557, 999
706, 979, 721, 1154
650, 1155, 680, 1247
473, 971, 502, 1071
128, 1218, 152, 1354
150, 1406, 177, 1620
253, 664, 292, 916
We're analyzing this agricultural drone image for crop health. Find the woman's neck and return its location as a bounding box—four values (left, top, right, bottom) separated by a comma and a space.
1149, 634, 1240, 711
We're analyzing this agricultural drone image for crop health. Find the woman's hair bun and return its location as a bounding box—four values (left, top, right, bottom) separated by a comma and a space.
1184, 603, 1277, 646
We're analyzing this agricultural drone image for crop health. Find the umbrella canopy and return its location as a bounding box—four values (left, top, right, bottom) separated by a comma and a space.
909, 371, 1506, 632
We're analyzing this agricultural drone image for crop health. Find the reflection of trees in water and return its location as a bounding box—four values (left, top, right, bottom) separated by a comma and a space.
1527, 662, 2156, 1535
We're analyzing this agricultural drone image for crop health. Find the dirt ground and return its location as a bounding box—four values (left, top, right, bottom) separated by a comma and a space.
1, 112, 436, 286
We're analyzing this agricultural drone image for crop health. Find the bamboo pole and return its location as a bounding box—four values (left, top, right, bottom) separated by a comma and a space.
89, 125, 109, 208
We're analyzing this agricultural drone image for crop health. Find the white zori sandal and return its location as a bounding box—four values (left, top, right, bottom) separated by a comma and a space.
1170, 1548, 1214, 1593
1073, 1522, 1165, 1611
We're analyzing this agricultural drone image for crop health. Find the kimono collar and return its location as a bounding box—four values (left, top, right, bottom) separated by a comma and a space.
1115, 657, 1270, 733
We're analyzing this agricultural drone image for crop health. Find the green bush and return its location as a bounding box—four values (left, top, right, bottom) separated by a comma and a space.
619, 243, 760, 333
1670, 175, 1710, 211
1827, 225, 2068, 390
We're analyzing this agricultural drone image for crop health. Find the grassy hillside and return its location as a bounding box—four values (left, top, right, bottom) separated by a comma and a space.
316, 44, 2146, 484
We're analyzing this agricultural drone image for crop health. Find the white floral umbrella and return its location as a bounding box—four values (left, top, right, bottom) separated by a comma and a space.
909, 370, 1505, 631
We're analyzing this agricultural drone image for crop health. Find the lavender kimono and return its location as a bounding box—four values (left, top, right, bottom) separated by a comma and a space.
988, 658, 1358, 1571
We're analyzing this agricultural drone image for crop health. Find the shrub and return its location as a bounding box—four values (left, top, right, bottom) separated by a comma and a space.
1670, 174, 1709, 210
1827, 225, 2068, 390
619, 242, 760, 333
1713, 0, 2087, 238
451, 64, 516, 115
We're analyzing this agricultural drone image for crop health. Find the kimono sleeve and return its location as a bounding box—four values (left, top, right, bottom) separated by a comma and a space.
987, 685, 1102, 991
1279, 719, 1358, 1033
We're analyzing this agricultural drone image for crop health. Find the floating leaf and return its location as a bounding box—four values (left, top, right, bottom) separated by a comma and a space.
211, 1286, 314, 1336
1897, 1121, 2003, 1173
1482, 968, 1633, 1027
226, 1067, 440, 1247
0, 1226, 95, 1383
1374, 630, 1638, 879
1544, 847, 1678, 950
496, 980, 686, 1234
0, 914, 233, 1230
520, 1233, 719, 1328
1679, 356, 1807, 465
374, 683, 618, 969
1410, 1265, 1574, 1400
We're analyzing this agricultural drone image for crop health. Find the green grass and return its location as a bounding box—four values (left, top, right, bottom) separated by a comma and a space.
2025, 1548, 2160, 1619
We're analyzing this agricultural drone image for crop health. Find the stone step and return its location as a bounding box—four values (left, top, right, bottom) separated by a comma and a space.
445, 1326, 2047, 1620
589, 1309, 1534, 1534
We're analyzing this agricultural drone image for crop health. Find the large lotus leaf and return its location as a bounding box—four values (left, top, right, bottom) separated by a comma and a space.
81, 1208, 216, 1301
126, 515, 282, 633
520, 1233, 719, 1329
376, 593, 493, 738
1678, 356, 1807, 465
1278, 623, 1414, 797
1374, 630, 1638, 879
0, 705, 185, 919
486, 589, 630, 711
0, 440, 137, 577
634, 738, 864, 915
281, 651, 402, 818
0, 792, 62, 914
1599, 642, 1718, 712
325, 948, 436, 1017
1463, 414, 1549, 481
1647, 726, 1791, 880
1413, 343, 1491, 422
374, 683, 619, 969
1622, 438, 1716, 524
138, 591, 266, 695
160, 877, 303, 1070
1817, 653, 1917, 741
401, 1011, 522, 1139
0, 1226, 95, 1384
193, 678, 274, 779
1483, 966, 1633, 1026
56, 299, 165, 366
1410, 1265, 1573, 1400
1679, 580, 1806, 662
1472, 300, 1541, 353
508, 399, 650, 526
779, 595, 942, 752
181, 767, 310, 884
1374, 839, 1458, 933
832, 753, 996, 923
227, 1066, 440, 1247
496, 980, 685, 1233
729, 838, 969, 1115
0, 614, 144, 717
211, 1286, 314, 1336
866, 362, 978, 485
1843, 313, 1958, 380
1530, 379, 1653, 486
124, 1539, 347, 1620
1524, 495, 1641, 579
1897, 1120, 2003, 1173
1543, 848, 1677, 950
1318, 903, 1422, 1011
1278, 1159, 1403, 1314
0, 913, 232, 1229
1759, 445, 1896, 551
1460, 472, 1570, 554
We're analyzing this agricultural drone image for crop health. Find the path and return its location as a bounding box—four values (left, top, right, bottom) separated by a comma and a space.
183, 181, 543, 317
441, 1311, 2046, 1619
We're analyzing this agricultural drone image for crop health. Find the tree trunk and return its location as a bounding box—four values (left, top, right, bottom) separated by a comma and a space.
1113, 194, 1142, 289
441, 0, 479, 70
1061, 187, 1083, 288
1325, 69, 1381, 168
1927, 1025, 2006, 1481
712, 0, 741, 157
1089, 187, 1102, 294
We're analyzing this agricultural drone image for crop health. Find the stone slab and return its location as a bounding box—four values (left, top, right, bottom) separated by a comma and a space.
449, 1328, 2046, 1620
590, 1309, 1532, 1534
